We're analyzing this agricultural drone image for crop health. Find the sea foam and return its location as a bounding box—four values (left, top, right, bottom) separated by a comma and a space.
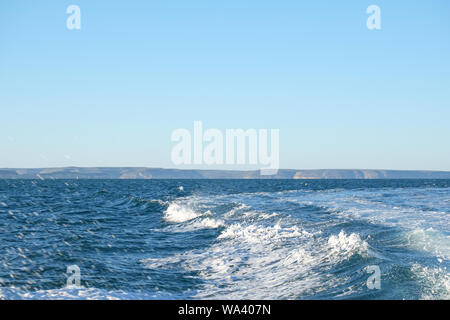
164, 203, 200, 223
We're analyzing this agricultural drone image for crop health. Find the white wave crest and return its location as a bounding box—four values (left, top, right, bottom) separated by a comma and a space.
165, 217, 226, 233
327, 231, 369, 259
196, 217, 225, 229
164, 203, 200, 223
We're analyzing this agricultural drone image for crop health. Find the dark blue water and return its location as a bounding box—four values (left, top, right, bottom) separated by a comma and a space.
0, 179, 449, 299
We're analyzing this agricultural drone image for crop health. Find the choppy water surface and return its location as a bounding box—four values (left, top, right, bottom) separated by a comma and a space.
0, 179, 449, 299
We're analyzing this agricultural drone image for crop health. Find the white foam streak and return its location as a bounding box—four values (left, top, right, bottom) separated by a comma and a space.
218, 223, 310, 244
143, 220, 368, 299
405, 228, 450, 260
0, 287, 174, 300
411, 264, 450, 300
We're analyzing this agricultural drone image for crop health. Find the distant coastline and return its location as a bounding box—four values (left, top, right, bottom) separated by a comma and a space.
1, 167, 450, 179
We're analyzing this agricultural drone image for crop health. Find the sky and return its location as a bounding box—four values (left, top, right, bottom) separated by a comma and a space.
1, 0, 450, 170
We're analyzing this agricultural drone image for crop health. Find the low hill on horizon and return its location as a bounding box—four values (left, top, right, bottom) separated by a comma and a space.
1, 167, 450, 179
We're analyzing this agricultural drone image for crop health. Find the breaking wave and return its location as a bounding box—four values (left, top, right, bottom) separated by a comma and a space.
163, 202, 202, 223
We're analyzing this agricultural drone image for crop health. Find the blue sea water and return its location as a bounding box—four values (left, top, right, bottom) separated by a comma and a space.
0, 179, 449, 300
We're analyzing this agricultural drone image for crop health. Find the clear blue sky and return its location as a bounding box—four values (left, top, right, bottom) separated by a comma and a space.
1, 0, 449, 170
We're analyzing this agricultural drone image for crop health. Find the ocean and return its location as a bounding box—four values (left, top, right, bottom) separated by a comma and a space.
0, 179, 449, 300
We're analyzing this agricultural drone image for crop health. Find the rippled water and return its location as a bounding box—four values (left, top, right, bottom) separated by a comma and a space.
0, 179, 449, 299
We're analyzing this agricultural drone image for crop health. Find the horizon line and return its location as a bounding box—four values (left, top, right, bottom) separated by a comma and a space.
1, 166, 450, 173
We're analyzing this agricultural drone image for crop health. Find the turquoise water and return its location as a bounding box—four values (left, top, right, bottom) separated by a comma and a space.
0, 179, 449, 299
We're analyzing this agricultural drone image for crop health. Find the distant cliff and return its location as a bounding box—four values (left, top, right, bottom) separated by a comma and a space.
1, 167, 450, 179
